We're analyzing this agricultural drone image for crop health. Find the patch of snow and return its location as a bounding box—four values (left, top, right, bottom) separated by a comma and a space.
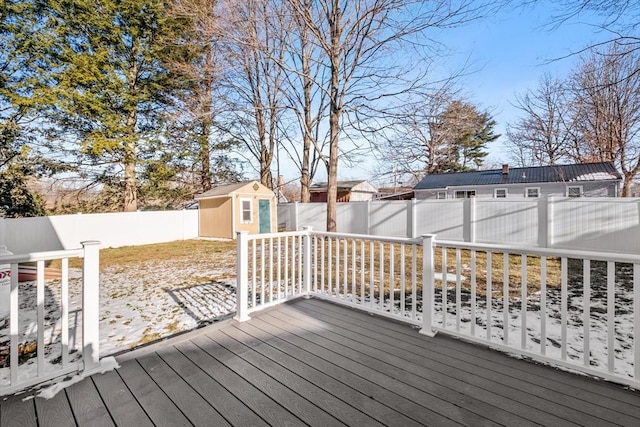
572, 172, 619, 181
1, 251, 237, 392
37, 357, 119, 400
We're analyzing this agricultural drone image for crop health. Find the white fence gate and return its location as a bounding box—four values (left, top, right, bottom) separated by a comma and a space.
278, 198, 640, 254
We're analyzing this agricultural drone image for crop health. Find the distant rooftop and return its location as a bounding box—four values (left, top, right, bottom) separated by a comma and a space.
310, 180, 375, 191
414, 162, 622, 190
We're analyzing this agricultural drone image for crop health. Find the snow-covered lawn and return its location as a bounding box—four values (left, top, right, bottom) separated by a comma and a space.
1, 240, 238, 387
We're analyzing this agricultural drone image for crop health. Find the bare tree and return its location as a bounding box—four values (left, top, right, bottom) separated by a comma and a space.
277, 0, 330, 202
219, 0, 290, 190
376, 87, 454, 181
165, 0, 226, 193
286, 0, 486, 231
377, 87, 498, 182
506, 73, 576, 166
568, 44, 640, 195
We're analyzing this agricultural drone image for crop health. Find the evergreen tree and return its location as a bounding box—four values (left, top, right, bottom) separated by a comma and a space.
1, 0, 52, 216
434, 100, 498, 172
40, 0, 185, 211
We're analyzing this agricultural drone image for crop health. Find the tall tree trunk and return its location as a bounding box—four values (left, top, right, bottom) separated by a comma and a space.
299, 5, 312, 203
123, 54, 138, 212
200, 49, 214, 192
326, 0, 341, 232
123, 111, 137, 212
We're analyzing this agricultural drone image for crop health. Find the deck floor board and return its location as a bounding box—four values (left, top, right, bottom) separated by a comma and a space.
2, 298, 639, 427
303, 298, 640, 416
291, 300, 631, 425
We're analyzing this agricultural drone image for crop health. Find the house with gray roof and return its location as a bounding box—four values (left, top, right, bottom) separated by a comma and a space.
413, 162, 622, 199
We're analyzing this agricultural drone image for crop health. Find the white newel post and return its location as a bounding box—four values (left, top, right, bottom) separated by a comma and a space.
419, 234, 437, 337
303, 226, 313, 297
81, 240, 101, 373
235, 231, 250, 322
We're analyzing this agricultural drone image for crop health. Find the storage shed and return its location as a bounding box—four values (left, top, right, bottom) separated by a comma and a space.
196, 181, 277, 239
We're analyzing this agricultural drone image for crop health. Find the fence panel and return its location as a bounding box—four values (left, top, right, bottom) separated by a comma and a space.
475, 199, 540, 245
414, 200, 466, 240
4, 210, 199, 253
337, 202, 368, 234
279, 198, 640, 254
551, 198, 640, 253
297, 203, 327, 231
370, 201, 409, 237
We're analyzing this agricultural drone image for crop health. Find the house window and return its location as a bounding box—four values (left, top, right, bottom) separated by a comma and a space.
567, 186, 583, 197
525, 187, 540, 198
436, 191, 447, 199
494, 188, 507, 198
454, 190, 476, 198
240, 198, 253, 223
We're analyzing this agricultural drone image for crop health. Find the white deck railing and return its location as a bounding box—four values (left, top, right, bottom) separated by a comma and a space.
236, 229, 640, 389
0, 241, 101, 396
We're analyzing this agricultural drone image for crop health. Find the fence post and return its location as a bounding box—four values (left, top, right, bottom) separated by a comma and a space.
365, 200, 371, 235
469, 197, 476, 242
81, 240, 101, 373
0, 216, 5, 246
292, 202, 299, 231
538, 197, 549, 248
234, 231, 250, 322
410, 199, 417, 238
303, 226, 313, 297
547, 196, 554, 248
419, 234, 437, 337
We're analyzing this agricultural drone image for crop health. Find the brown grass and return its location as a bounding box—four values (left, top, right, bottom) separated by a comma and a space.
50, 239, 236, 271
302, 239, 563, 300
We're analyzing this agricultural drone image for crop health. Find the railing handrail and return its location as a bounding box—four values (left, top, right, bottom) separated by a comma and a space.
311, 231, 421, 245
0, 248, 84, 264
246, 230, 306, 240
436, 239, 640, 264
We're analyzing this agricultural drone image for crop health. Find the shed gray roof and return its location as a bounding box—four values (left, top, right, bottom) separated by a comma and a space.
413, 162, 622, 190
195, 181, 255, 199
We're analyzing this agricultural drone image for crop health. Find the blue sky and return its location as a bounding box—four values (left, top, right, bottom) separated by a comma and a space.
446, 3, 611, 167
334, 2, 614, 185
273, 2, 614, 186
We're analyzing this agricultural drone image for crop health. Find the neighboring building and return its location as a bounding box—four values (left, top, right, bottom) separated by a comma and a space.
196, 181, 277, 239
413, 162, 622, 199
309, 180, 378, 202
375, 187, 414, 200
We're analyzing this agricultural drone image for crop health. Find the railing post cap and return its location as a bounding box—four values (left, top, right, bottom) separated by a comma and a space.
302, 226, 313, 231
421, 234, 436, 239
236, 230, 249, 235
81, 240, 101, 246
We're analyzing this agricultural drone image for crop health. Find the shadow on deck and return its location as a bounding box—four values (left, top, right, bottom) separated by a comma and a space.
2, 298, 640, 426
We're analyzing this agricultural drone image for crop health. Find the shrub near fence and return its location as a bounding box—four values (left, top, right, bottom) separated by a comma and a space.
278, 197, 640, 254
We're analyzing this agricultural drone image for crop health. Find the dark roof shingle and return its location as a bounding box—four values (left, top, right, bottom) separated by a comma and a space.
413, 162, 621, 190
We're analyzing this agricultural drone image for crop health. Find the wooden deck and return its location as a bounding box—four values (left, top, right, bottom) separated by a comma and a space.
2, 298, 640, 426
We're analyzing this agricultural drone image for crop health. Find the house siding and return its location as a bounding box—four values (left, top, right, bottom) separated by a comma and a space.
414, 181, 619, 199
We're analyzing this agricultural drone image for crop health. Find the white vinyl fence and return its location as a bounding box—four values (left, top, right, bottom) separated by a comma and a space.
235, 229, 640, 390
278, 197, 640, 254
0, 210, 199, 253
